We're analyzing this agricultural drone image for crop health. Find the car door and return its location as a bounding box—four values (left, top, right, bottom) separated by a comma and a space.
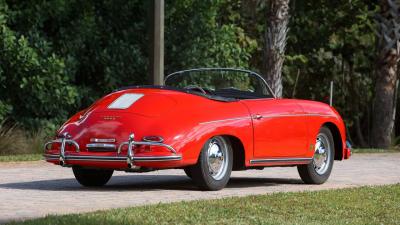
241, 98, 309, 158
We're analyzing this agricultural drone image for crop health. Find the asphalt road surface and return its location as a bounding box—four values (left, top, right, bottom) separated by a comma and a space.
0, 153, 399, 223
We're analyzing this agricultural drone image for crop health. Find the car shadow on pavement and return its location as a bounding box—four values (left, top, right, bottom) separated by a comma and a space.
0, 175, 303, 192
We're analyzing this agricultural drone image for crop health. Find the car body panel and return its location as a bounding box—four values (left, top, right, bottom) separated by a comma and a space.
45, 87, 350, 170
241, 99, 309, 158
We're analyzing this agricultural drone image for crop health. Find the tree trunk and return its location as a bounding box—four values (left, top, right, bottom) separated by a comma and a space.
371, 0, 400, 148
263, 0, 290, 98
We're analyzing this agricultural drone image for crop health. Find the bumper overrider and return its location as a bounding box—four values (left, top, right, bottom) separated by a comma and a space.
44, 132, 181, 168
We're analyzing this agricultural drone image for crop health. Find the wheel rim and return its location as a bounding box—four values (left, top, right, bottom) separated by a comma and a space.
313, 133, 331, 175
206, 137, 228, 180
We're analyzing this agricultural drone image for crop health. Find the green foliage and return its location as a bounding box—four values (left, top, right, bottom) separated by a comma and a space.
0, 0, 384, 147
0, 0, 257, 133
165, 0, 257, 71
283, 0, 377, 146
0, 101, 12, 122
0, 2, 78, 130
166, 70, 262, 94
6, 0, 148, 106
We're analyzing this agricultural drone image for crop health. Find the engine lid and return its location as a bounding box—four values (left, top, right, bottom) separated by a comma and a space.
86, 90, 177, 118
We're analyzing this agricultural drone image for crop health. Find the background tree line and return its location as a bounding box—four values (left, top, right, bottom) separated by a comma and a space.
0, 0, 398, 149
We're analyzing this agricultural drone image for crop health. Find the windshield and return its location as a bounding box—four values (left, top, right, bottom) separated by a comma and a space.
164, 68, 274, 99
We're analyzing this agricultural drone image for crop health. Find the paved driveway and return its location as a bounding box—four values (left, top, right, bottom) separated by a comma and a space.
0, 153, 399, 223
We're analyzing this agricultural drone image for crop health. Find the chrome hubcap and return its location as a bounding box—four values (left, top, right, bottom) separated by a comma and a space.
313, 133, 331, 175
206, 137, 228, 180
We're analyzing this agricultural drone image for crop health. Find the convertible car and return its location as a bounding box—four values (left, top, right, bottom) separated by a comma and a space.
44, 68, 351, 190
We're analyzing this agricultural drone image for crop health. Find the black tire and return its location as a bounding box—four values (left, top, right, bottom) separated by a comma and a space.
189, 136, 233, 191
183, 167, 192, 178
297, 126, 335, 184
72, 166, 113, 187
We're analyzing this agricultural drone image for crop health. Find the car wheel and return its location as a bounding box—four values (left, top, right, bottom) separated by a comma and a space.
189, 136, 233, 191
183, 167, 192, 178
72, 166, 113, 187
297, 126, 335, 184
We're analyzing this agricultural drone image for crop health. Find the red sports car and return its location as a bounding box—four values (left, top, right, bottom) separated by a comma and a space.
44, 68, 351, 190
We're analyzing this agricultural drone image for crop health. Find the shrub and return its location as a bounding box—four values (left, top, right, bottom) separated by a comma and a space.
0, 0, 256, 133
0, 120, 49, 155
0, 3, 78, 130
0, 121, 29, 155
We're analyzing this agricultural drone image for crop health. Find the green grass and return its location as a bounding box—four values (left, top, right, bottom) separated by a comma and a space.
352, 148, 399, 153
7, 184, 400, 225
0, 153, 43, 162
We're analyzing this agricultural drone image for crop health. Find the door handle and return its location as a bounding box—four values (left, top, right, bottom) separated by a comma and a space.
252, 114, 263, 120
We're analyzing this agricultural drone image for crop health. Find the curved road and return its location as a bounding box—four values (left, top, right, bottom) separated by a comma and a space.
0, 153, 399, 223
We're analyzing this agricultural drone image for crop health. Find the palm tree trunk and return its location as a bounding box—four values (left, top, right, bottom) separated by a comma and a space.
371, 0, 400, 148
263, 0, 290, 98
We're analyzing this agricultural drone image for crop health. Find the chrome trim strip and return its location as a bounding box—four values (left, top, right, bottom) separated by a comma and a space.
44, 154, 59, 160
258, 113, 333, 119
90, 138, 116, 143
86, 143, 116, 150
199, 116, 251, 125
250, 157, 312, 164
131, 155, 182, 161
199, 113, 334, 125
66, 155, 125, 161
306, 113, 330, 117
67, 158, 124, 162
44, 154, 182, 162
44, 154, 124, 162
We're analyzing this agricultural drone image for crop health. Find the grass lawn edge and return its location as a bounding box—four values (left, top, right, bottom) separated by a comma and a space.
6, 184, 400, 225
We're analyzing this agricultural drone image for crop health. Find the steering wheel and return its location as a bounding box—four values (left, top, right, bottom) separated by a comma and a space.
184, 85, 207, 95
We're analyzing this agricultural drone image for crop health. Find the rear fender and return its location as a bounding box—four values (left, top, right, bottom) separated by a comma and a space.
177, 119, 253, 166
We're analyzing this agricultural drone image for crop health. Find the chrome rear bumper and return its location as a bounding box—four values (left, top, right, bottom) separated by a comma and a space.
44, 132, 180, 167
44, 154, 182, 162
44, 132, 80, 166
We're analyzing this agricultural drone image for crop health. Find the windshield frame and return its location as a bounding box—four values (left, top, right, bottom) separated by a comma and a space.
164, 68, 276, 99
